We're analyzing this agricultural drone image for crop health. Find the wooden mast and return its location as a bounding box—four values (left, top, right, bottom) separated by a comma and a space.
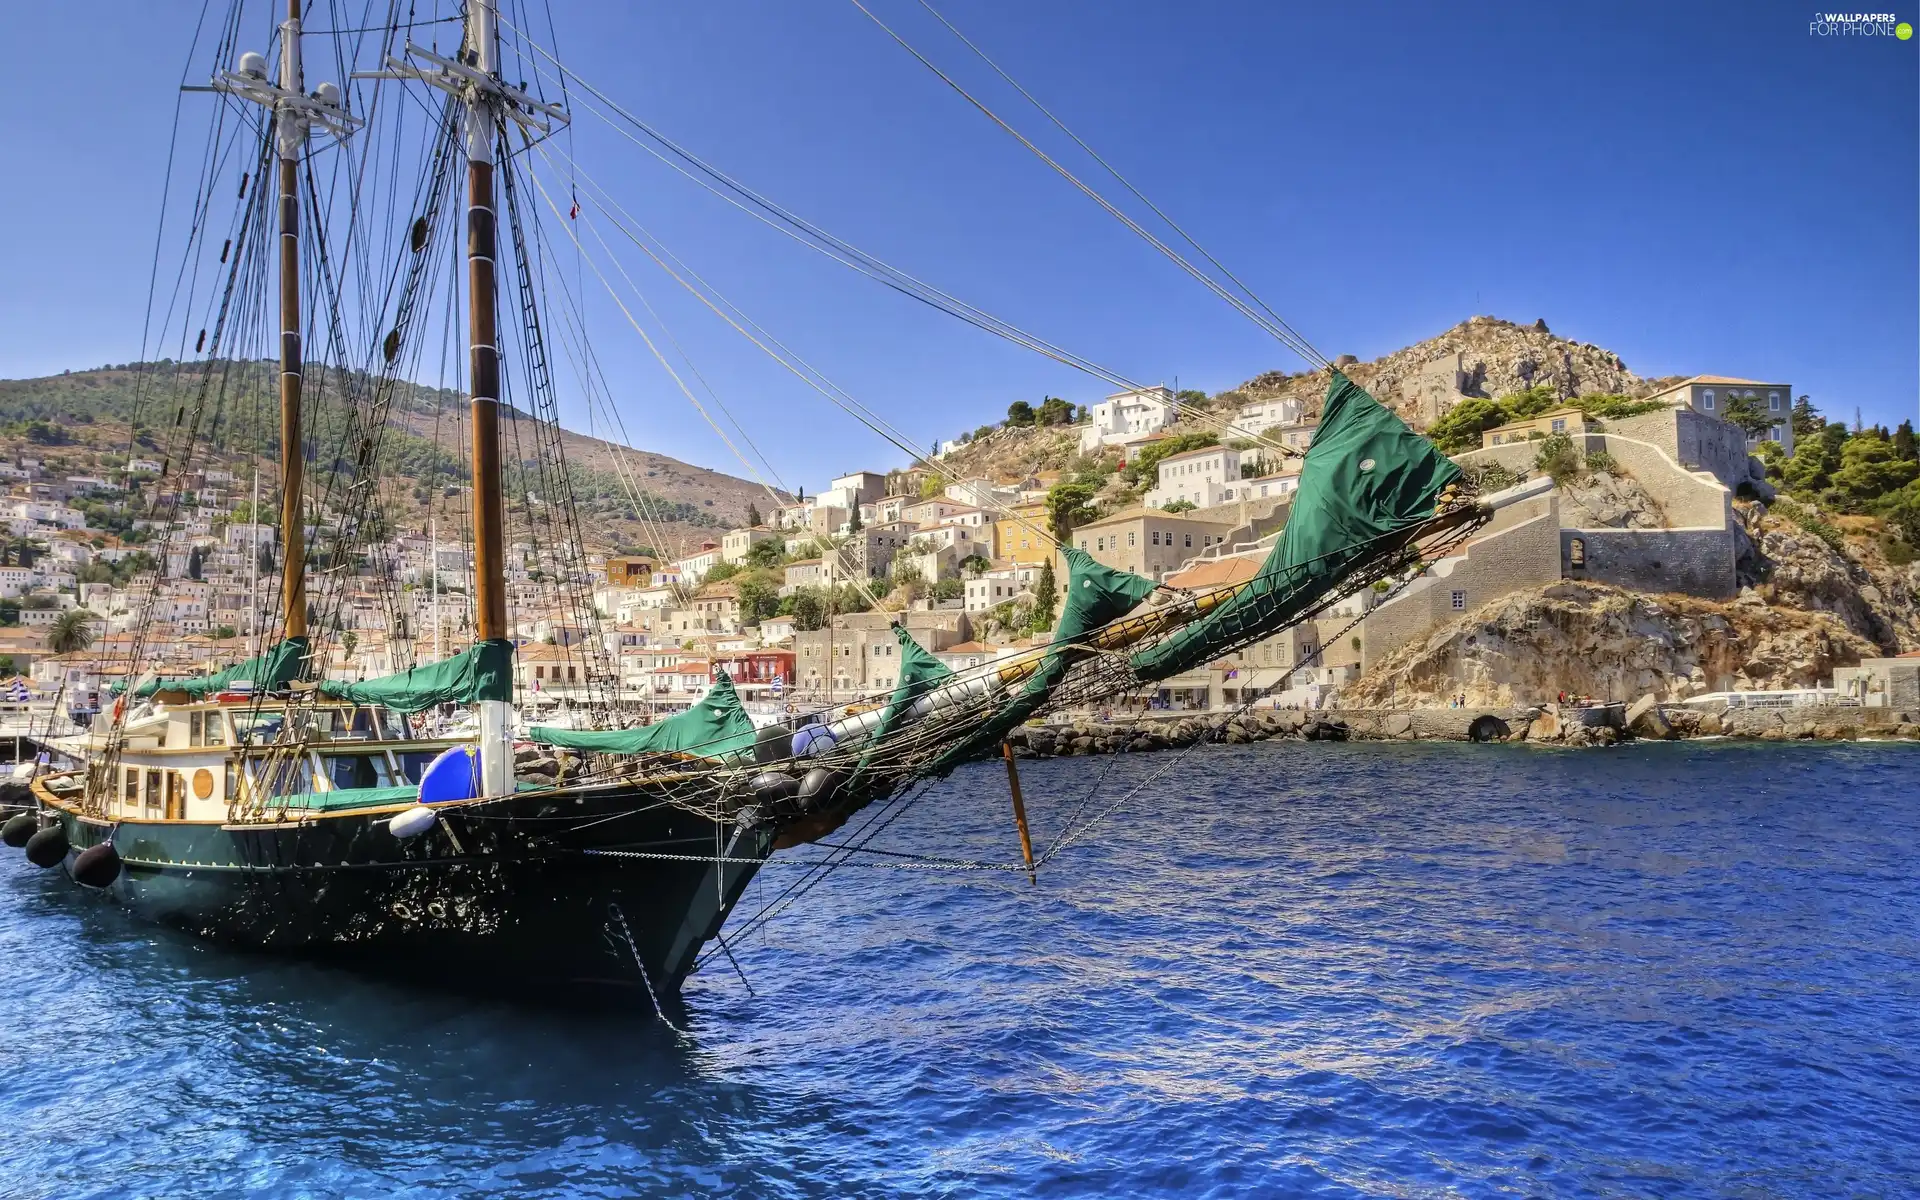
275, 0, 307, 642
463, 0, 513, 795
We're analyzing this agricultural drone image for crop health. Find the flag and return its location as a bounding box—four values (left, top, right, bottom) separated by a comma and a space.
568, 198, 579, 220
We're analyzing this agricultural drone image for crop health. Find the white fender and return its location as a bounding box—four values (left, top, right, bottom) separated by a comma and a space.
389, 805, 437, 839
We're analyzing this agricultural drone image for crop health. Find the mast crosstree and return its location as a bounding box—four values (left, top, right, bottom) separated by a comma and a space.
197, 2, 359, 647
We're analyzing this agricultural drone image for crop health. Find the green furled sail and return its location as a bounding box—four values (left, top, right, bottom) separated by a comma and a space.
1129, 371, 1461, 683
871, 623, 954, 747
932, 547, 1156, 770
127, 636, 311, 698
316, 639, 514, 713
529, 670, 756, 758
849, 623, 954, 783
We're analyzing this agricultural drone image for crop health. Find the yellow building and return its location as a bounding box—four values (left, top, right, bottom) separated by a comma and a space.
993, 499, 1054, 566
1481, 406, 1592, 448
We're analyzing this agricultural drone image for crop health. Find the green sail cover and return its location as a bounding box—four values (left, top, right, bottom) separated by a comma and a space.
870, 623, 955, 747
131, 636, 310, 699
849, 624, 954, 783
932, 546, 1156, 770
316, 639, 514, 713
528, 670, 756, 758
1130, 371, 1461, 682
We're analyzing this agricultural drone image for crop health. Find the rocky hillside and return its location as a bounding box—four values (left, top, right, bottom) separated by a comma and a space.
1217, 316, 1653, 427
0, 362, 778, 555
1346, 581, 1878, 709
921, 421, 1088, 487
1741, 501, 1920, 654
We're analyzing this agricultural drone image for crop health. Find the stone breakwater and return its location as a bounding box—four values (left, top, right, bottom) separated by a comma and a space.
1003, 704, 1920, 758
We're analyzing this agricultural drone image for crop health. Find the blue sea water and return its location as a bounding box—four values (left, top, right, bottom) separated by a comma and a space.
2, 740, 1917, 1198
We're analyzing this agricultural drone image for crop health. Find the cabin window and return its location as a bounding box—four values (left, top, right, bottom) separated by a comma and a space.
323, 753, 394, 791
189, 711, 204, 746
203, 711, 224, 746
346, 707, 381, 739
144, 769, 163, 813
394, 751, 438, 785
122, 767, 138, 811
232, 712, 285, 745
250, 756, 316, 799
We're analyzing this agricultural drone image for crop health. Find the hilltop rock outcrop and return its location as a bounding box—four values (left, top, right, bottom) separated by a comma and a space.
1220, 315, 1648, 426
1344, 581, 1877, 709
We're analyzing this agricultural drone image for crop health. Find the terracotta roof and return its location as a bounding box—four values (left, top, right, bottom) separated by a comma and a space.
939, 640, 995, 655
1163, 557, 1262, 589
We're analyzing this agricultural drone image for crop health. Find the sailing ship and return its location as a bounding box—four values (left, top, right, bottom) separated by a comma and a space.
2, 0, 1511, 1006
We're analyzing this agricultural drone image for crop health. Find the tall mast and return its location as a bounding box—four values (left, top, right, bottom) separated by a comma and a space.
463, 0, 512, 795
276, 0, 307, 643
465, 0, 507, 655
360, 0, 565, 793
199, 2, 357, 650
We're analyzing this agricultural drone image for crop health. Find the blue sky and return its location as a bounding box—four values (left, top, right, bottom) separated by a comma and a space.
1, 0, 1914, 488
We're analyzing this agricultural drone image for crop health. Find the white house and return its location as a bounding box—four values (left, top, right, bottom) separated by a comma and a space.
1079, 386, 1177, 452
963, 566, 1031, 613
1233, 397, 1304, 436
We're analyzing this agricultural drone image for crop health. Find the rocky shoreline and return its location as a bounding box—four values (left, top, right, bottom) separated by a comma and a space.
1004, 703, 1920, 757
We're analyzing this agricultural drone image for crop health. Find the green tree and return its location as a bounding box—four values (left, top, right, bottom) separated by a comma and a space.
959, 553, 992, 577
745, 538, 784, 569
847, 505, 863, 533
1175, 388, 1209, 408
735, 572, 781, 623
1893, 419, 1917, 463
1791, 395, 1823, 441
1046, 480, 1100, 540
1828, 431, 1920, 509
1161, 498, 1197, 513
703, 561, 740, 584
211, 624, 237, 641
1030, 558, 1057, 633
1121, 431, 1218, 487
341, 630, 358, 660
1005, 400, 1036, 427
48, 609, 97, 656
1534, 432, 1583, 486
1720, 392, 1777, 440
784, 588, 827, 631
1036, 396, 1075, 426
186, 546, 203, 580
1500, 384, 1560, 421
1878, 480, 1920, 546
746, 502, 762, 527
932, 577, 965, 601
1424, 396, 1507, 454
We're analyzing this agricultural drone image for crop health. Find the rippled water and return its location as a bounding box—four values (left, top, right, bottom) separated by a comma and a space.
3, 741, 1917, 1198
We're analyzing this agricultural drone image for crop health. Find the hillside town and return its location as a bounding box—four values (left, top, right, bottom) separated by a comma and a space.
6, 318, 1917, 729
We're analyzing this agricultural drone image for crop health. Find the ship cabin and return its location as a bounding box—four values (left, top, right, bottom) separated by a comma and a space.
64, 697, 457, 823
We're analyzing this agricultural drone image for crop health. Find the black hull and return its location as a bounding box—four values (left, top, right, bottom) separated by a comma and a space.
40, 783, 770, 1005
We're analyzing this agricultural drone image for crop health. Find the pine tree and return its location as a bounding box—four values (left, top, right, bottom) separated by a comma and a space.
1031, 558, 1058, 633
1894, 420, 1917, 463
747, 502, 762, 527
